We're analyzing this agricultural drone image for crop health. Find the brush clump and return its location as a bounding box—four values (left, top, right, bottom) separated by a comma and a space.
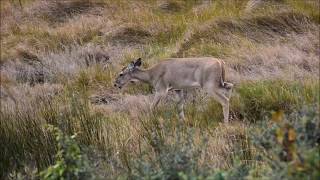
0, 0, 319, 179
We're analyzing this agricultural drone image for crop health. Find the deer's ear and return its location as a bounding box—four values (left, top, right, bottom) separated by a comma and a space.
134, 58, 142, 67
128, 61, 135, 69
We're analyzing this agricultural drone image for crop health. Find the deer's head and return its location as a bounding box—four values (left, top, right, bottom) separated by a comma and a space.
114, 58, 142, 89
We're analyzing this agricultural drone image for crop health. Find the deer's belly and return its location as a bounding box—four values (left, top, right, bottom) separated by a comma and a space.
171, 80, 201, 89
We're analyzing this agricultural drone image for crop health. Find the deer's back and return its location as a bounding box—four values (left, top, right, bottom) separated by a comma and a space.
149, 57, 222, 88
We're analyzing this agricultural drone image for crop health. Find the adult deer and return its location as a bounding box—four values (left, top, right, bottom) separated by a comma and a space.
114, 57, 233, 123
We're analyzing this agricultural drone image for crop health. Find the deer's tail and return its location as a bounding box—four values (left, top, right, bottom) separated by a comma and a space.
220, 60, 233, 89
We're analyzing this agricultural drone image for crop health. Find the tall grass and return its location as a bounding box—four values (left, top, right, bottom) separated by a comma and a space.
1, 0, 319, 179
2, 79, 317, 178
285, 0, 320, 23
0, 86, 105, 177
231, 80, 319, 122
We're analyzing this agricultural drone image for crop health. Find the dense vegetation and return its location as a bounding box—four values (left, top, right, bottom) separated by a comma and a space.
0, 0, 319, 179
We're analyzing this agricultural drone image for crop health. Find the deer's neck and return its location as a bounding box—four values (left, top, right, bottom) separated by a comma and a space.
132, 69, 152, 84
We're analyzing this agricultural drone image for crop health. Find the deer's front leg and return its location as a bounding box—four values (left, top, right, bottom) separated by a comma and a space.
151, 81, 168, 110
151, 90, 168, 110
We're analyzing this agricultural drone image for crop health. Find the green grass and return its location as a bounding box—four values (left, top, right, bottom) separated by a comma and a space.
231, 80, 319, 122
181, 80, 319, 126
1, 0, 319, 178
285, 0, 320, 23
2, 79, 318, 177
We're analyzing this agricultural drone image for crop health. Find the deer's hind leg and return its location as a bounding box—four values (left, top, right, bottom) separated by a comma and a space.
204, 85, 230, 123
175, 90, 185, 121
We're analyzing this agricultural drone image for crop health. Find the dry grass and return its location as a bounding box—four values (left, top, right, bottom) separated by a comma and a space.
226, 30, 319, 82
0, 0, 319, 178
1, 44, 112, 86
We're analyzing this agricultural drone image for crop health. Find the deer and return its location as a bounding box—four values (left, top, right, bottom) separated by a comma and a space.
113, 57, 233, 123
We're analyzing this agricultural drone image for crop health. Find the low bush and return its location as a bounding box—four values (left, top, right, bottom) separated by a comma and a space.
130, 125, 210, 179
39, 125, 93, 180
248, 105, 320, 179
174, 105, 320, 180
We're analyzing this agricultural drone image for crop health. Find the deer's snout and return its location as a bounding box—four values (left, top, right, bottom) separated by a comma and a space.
114, 81, 122, 89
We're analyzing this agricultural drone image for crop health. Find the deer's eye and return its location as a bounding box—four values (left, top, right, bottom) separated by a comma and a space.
119, 74, 123, 77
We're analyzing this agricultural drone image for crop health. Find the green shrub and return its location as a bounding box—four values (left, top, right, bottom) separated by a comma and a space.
129, 119, 211, 179
39, 125, 93, 180
249, 105, 320, 179
197, 105, 320, 180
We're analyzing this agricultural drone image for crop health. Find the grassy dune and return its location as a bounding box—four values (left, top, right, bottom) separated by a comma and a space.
0, 0, 319, 179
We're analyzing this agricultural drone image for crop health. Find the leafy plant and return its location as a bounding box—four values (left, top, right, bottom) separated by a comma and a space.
249, 105, 320, 179
39, 125, 93, 180
130, 119, 212, 179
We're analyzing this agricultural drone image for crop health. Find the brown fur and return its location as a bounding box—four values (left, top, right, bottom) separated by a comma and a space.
114, 57, 233, 123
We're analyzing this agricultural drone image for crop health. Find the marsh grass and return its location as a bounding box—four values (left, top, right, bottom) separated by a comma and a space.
177, 80, 320, 125
0, 79, 318, 178
232, 80, 319, 122
0, 86, 106, 177
285, 0, 320, 23
1, 0, 319, 179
